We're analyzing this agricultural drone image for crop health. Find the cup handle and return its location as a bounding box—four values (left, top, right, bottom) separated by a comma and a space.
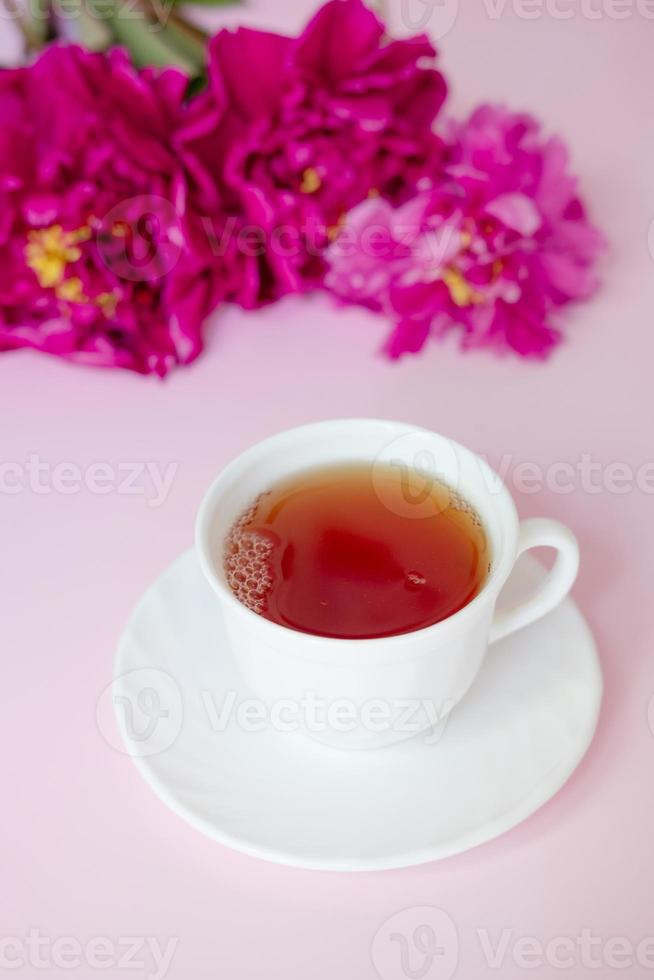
489, 518, 579, 644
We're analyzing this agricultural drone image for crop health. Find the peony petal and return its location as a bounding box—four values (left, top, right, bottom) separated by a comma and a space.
383, 317, 430, 358
539, 252, 599, 301
208, 27, 293, 120
294, 0, 384, 84
485, 193, 542, 236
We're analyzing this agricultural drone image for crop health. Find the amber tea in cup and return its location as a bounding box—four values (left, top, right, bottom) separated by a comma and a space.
222, 462, 490, 640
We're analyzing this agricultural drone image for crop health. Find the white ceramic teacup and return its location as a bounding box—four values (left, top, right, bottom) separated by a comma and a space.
196, 419, 579, 750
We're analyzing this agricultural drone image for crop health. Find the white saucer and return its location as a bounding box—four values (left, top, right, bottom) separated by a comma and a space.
111, 550, 602, 871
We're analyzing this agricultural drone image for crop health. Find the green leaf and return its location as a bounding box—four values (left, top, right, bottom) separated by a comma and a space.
169, 0, 241, 5
151, 8, 208, 64
111, 18, 203, 72
57, 0, 114, 50
84, 0, 207, 73
5, 0, 51, 50
185, 71, 208, 98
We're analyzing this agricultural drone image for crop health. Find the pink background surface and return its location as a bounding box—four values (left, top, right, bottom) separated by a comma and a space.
2, 2, 654, 977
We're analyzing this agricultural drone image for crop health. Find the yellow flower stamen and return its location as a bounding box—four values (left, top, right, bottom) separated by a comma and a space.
97, 292, 118, 317
442, 267, 483, 307
56, 277, 87, 304
25, 224, 88, 289
24, 222, 118, 318
300, 167, 322, 194
327, 212, 347, 242
72, 226, 92, 243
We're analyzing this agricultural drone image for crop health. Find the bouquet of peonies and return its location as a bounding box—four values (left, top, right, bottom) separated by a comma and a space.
0, 0, 603, 375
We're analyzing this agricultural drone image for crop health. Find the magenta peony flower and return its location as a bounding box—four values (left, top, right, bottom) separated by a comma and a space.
181, 0, 447, 305
326, 104, 604, 358
0, 45, 226, 376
